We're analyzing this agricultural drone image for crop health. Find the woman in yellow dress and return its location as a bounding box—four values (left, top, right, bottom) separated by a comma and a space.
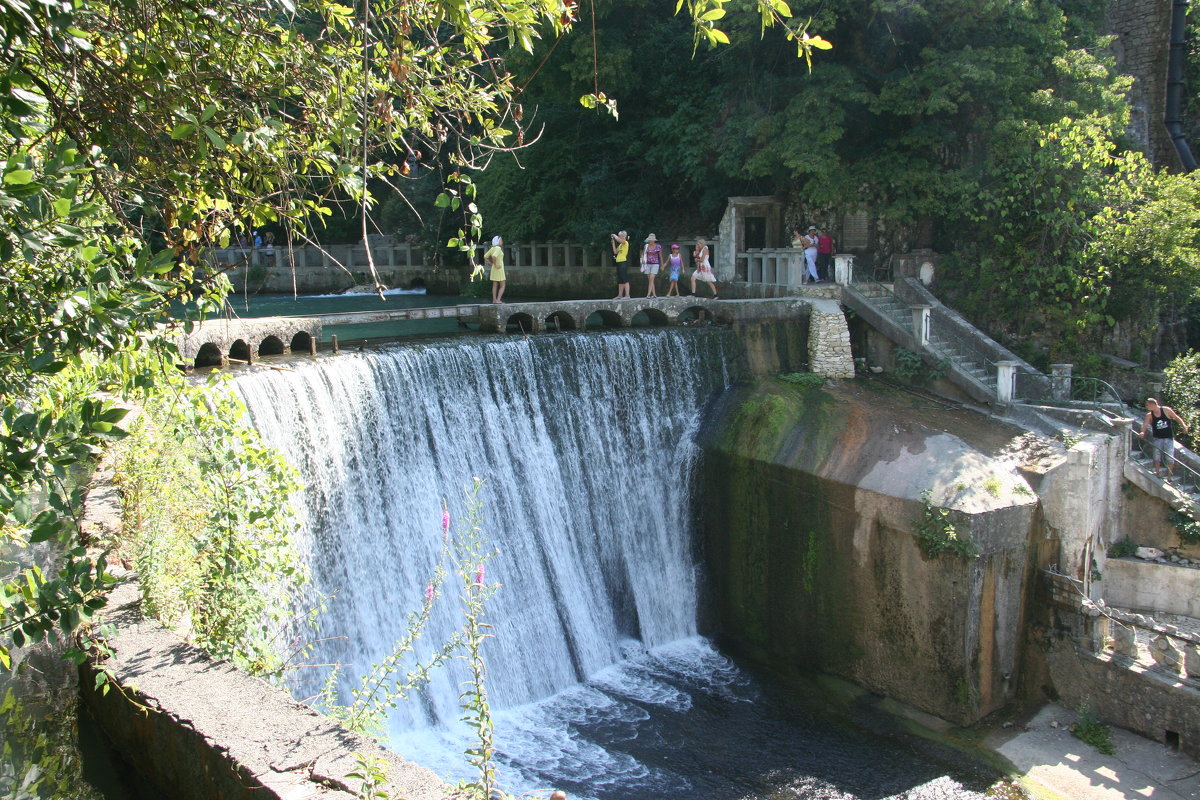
485, 235, 506, 304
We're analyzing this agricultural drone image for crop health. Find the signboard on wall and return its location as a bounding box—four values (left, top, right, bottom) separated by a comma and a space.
841, 211, 869, 249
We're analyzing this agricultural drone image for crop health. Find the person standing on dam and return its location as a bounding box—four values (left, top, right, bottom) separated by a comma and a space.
611, 230, 632, 299
486, 235, 507, 304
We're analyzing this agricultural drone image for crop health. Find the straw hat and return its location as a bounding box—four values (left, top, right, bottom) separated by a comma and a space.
646, 233, 657, 242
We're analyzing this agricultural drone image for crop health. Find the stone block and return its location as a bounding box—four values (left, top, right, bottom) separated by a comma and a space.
1112, 623, 1138, 658
1186, 644, 1200, 679
1150, 633, 1183, 675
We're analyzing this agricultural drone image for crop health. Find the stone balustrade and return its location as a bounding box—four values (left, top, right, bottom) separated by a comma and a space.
206, 235, 720, 295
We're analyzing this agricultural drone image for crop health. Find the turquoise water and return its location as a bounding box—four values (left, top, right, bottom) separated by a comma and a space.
220, 289, 476, 342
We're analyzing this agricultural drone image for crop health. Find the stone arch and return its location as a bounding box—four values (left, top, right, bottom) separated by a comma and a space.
585, 309, 624, 329
259, 335, 286, 356
630, 308, 670, 328
194, 342, 224, 368
505, 312, 536, 334
675, 305, 711, 324
290, 331, 314, 354
545, 311, 577, 332
229, 339, 251, 363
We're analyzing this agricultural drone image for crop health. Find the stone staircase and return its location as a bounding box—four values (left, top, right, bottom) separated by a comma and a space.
849, 275, 1200, 519
849, 280, 996, 396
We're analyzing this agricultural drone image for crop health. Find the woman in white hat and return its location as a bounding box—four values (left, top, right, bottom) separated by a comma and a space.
802, 226, 819, 283
641, 233, 662, 297
485, 235, 506, 303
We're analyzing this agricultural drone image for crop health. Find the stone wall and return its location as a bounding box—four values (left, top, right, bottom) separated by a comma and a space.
1106, 0, 1176, 169
806, 299, 855, 379
696, 378, 1041, 724
1115, 469, 1200, 559
1104, 558, 1200, 617
1046, 644, 1200, 760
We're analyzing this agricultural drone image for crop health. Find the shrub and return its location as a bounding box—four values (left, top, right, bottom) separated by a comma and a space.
915, 489, 978, 559
1107, 539, 1137, 558
1162, 350, 1200, 448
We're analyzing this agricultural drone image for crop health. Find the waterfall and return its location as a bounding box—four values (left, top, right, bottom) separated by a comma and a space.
235, 329, 737, 735
234, 327, 997, 800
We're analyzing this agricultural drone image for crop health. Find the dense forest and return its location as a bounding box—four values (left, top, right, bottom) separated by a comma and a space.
374, 0, 1200, 372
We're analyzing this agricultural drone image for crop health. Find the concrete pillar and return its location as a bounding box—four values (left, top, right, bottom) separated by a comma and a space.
996, 360, 1017, 404
1111, 417, 1133, 463
1050, 363, 1074, 402
834, 254, 854, 285
910, 305, 931, 348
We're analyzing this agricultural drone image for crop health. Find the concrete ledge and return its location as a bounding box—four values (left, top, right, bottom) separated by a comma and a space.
81, 580, 449, 800
1105, 557, 1200, 618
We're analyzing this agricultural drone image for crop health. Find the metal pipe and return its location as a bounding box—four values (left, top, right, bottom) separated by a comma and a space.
1167, 0, 1197, 171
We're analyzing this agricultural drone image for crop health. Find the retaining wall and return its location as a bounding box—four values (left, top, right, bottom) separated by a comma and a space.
1104, 559, 1200, 618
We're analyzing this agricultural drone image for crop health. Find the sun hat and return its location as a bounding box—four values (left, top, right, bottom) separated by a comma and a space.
491, 235, 502, 245
808, 225, 817, 231
671, 243, 680, 249
646, 233, 657, 242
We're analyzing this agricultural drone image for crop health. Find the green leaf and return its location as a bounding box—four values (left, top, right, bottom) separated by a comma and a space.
170, 123, 196, 140
202, 126, 226, 151
3, 169, 34, 185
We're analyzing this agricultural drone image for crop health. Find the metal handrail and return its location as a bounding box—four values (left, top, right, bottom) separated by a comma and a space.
1129, 416, 1200, 499
849, 265, 912, 329
1012, 370, 1125, 410
852, 265, 998, 391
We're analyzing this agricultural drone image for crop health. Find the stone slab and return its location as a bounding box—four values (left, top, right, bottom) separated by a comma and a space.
81, 581, 448, 800
993, 704, 1200, 800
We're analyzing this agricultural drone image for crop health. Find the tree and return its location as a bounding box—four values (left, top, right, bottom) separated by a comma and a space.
0, 0, 828, 673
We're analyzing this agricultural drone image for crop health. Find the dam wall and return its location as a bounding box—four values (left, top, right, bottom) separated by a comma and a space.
696, 378, 1041, 724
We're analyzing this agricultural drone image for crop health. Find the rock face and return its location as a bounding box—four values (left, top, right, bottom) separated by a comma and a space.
696, 378, 1043, 725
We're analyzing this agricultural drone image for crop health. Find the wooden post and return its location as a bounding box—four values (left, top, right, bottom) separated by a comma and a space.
331, 334, 339, 354
309, 335, 317, 356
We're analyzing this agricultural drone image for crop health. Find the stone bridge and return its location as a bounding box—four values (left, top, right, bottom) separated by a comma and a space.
177, 295, 854, 378
177, 316, 323, 367
473, 296, 727, 332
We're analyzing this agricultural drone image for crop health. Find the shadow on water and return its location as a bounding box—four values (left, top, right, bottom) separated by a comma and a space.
395, 637, 1016, 800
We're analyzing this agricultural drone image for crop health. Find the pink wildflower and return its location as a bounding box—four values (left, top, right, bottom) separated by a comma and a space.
441, 507, 450, 535
425, 584, 435, 603
475, 564, 485, 585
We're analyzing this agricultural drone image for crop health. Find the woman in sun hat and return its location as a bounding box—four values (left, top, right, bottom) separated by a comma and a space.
641, 233, 662, 297
801, 226, 820, 283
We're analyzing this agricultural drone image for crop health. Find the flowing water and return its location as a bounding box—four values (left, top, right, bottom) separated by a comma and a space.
236, 328, 998, 800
